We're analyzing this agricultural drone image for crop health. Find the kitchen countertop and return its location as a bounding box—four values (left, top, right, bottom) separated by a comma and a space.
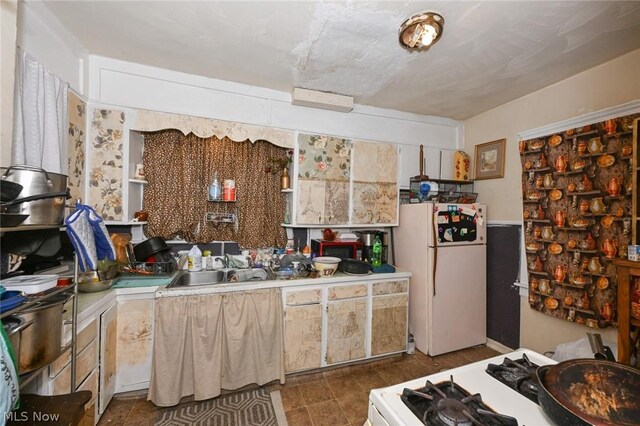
156, 269, 412, 297
72, 269, 411, 318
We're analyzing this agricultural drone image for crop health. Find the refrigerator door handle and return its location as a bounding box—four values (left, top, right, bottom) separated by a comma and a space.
432, 212, 438, 297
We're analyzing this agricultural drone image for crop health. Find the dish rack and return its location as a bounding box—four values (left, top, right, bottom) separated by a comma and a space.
121, 260, 177, 276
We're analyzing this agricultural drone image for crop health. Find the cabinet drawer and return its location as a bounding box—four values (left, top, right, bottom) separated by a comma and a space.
285, 289, 321, 305
78, 368, 98, 402
372, 280, 408, 296
50, 318, 98, 377
328, 284, 368, 300
51, 339, 98, 395
77, 369, 98, 426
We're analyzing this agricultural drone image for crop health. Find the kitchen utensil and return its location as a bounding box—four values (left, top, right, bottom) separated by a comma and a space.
0, 213, 29, 227
78, 278, 114, 293
0, 275, 58, 294
133, 237, 170, 261
537, 359, 640, 426
313, 256, 341, 276
586, 332, 616, 361
14, 293, 69, 374
1, 316, 34, 367
0, 180, 23, 202
0, 165, 69, 225
338, 258, 373, 275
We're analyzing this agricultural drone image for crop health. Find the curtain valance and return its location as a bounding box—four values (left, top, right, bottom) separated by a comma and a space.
132, 109, 295, 148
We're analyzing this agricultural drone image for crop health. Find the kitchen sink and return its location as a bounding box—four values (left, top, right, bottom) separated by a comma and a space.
167, 268, 270, 288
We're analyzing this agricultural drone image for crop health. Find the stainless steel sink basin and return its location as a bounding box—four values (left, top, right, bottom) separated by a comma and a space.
168, 270, 228, 287
167, 268, 270, 288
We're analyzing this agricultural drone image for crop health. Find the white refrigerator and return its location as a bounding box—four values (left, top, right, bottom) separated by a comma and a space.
395, 202, 487, 356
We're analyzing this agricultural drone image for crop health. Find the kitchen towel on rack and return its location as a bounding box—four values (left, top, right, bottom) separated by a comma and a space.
65, 203, 115, 271
65, 207, 96, 271
85, 205, 115, 261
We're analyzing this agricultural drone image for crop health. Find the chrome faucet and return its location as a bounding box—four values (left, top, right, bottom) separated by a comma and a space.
214, 256, 228, 268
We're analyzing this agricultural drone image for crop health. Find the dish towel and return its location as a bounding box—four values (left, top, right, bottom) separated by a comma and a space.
65, 203, 116, 271
0, 326, 20, 416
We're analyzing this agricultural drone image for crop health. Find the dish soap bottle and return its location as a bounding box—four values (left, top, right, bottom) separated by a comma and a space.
209, 172, 221, 201
372, 235, 382, 268
188, 245, 202, 272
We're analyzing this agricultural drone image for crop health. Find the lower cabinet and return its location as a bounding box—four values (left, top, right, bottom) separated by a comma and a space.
115, 295, 155, 393
326, 284, 367, 365
283, 278, 409, 374
99, 304, 117, 415
371, 280, 409, 356
283, 288, 323, 373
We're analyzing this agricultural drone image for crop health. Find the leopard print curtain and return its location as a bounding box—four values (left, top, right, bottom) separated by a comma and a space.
142, 130, 288, 248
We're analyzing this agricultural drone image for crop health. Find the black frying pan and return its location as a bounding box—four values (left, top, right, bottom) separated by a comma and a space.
0, 180, 23, 202
537, 359, 640, 425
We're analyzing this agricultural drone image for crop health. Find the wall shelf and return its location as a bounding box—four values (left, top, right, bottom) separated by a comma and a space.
128, 178, 148, 184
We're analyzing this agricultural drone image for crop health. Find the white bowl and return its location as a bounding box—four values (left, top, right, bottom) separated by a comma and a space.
313, 256, 341, 277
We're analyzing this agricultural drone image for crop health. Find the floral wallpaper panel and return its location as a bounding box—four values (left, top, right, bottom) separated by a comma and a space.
298, 133, 351, 180
67, 92, 86, 202
376, 143, 398, 183
88, 109, 125, 221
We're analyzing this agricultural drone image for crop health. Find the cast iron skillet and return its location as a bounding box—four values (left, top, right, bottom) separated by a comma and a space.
537, 359, 640, 425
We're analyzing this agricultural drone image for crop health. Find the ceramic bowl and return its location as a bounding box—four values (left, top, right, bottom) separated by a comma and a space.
313, 256, 341, 277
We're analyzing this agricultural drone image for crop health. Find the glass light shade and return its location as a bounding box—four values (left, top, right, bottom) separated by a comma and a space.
399, 12, 444, 50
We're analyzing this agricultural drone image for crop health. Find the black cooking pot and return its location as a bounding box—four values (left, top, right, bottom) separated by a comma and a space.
537, 359, 640, 425
0, 180, 23, 202
134, 237, 170, 262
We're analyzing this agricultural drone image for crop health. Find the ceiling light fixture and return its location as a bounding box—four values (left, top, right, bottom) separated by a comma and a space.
399, 11, 444, 50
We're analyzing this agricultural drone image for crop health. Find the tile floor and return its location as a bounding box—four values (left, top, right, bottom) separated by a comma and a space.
97, 345, 500, 426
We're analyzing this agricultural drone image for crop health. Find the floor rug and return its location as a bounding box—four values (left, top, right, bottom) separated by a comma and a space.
154, 388, 288, 426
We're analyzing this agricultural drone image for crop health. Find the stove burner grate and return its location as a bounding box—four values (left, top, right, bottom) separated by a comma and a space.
486, 353, 540, 404
401, 376, 519, 426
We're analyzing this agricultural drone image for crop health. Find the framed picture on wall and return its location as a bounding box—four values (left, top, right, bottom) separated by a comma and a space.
474, 139, 506, 180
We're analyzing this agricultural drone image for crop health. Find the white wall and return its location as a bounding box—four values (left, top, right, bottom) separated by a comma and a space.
87, 56, 462, 152
463, 48, 640, 354
0, 0, 17, 167
16, 1, 87, 94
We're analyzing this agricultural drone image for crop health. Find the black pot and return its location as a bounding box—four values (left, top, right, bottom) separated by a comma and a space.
537, 359, 640, 426
0, 180, 23, 202
134, 237, 170, 262
0, 213, 29, 227
338, 258, 373, 275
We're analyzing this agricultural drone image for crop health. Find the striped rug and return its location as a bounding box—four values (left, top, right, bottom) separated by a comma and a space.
154, 388, 288, 426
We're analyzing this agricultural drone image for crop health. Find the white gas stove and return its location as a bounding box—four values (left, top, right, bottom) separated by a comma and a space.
368, 349, 557, 426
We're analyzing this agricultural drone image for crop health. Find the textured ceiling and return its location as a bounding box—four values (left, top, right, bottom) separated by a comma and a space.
42, 1, 640, 120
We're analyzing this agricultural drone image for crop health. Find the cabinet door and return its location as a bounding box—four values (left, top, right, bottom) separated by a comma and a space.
324, 180, 349, 224
371, 294, 408, 356
99, 303, 117, 415
351, 182, 377, 224
115, 298, 155, 393
296, 178, 325, 224
326, 298, 367, 364
283, 304, 322, 373
375, 183, 398, 224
